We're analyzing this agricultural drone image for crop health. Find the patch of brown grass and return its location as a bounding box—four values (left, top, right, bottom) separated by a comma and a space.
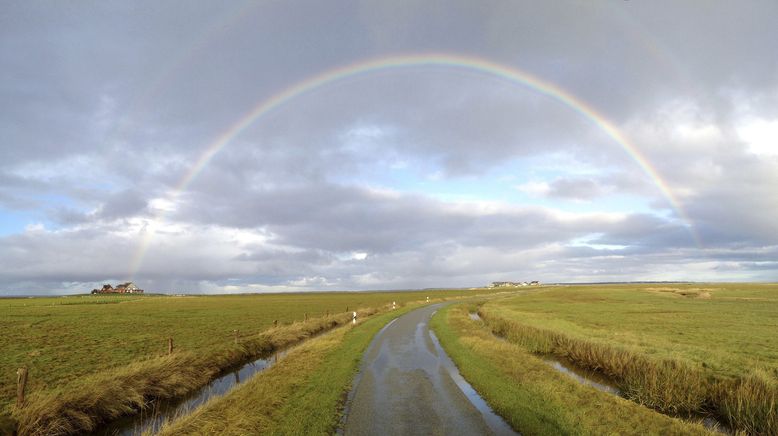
646, 287, 714, 299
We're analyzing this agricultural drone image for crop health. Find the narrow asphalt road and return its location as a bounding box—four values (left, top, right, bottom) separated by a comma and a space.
343, 304, 518, 436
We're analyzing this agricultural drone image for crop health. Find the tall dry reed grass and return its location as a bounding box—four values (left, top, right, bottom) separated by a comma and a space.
478, 308, 778, 435
715, 371, 777, 435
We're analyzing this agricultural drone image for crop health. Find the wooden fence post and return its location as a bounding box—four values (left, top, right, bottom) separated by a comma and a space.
234, 329, 239, 344
273, 319, 278, 327
168, 337, 174, 355
16, 367, 27, 408
304, 313, 308, 321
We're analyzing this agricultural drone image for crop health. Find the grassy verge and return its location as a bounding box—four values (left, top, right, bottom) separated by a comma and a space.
156, 306, 416, 435
430, 303, 713, 435
13, 308, 379, 436
479, 308, 711, 414
477, 285, 778, 435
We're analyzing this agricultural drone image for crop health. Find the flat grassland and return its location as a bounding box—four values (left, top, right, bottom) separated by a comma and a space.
482, 283, 778, 378
436, 283, 778, 435
1, 288, 499, 431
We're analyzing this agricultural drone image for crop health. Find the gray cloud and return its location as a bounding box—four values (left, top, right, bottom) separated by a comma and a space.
1, 1, 777, 293
546, 178, 604, 200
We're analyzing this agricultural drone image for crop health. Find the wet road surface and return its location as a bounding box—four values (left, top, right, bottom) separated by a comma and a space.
343, 304, 517, 436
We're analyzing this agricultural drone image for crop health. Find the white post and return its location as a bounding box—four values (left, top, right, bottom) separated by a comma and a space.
352, 311, 357, 325
426, 296, 430, 302
392, 301, 396, 310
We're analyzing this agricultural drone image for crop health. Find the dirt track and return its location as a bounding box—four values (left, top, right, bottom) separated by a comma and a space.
342, 304, 517, 436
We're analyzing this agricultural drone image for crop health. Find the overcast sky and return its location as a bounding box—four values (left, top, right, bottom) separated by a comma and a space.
1, 1, 777, 294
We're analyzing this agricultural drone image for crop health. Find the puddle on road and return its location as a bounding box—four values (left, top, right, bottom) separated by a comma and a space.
336, 316, 401, 434
428, 330, 518, 435
94, 348, 291, 436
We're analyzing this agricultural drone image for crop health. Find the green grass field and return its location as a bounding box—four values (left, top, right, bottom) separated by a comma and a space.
480, 283, 778, 378
1, 288, 501, 433
6, 284, 776, 435
430, 303, 712, 435
449, 283, 778, 435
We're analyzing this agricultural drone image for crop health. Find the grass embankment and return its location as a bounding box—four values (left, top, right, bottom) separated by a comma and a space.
156, 306, 416, 435
476, 284, 778, 435
1, 288, 501, 423
13, 308, 380, 436
430, 303, 712, 435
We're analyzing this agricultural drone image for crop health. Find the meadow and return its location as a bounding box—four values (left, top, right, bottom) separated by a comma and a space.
434, 283, 778, 435
1, 288, 501, 434
431, 303, 712, 435
6, 283, 776, 435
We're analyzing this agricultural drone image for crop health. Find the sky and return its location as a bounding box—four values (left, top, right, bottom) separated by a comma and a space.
1, 1, 777, 294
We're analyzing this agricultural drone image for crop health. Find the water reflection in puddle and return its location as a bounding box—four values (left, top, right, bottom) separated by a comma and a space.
428, 329, 518, 435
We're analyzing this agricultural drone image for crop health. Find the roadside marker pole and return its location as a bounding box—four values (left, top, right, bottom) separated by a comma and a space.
168, 337, 174, 355
392, 301, 396, 310
352, 311, 357, 325
234, 329, 239, 344
16, 367, 27, 408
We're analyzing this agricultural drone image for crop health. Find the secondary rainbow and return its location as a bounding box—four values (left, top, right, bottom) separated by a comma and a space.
129, 53, 700, 278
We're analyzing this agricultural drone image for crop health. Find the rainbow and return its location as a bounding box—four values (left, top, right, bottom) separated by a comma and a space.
128, 53, 700, 278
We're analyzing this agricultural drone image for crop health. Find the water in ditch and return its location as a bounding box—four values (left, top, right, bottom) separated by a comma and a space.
540, 355, 621, 395
93, 348, 290, 436
468, 313, 730, 434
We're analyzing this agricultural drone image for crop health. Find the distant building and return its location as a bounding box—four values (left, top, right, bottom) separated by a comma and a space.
91, 282, 144, 294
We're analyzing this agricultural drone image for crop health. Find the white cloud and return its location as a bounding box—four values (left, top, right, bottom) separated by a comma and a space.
515, 181, 550, 197
737, 118, 778, 157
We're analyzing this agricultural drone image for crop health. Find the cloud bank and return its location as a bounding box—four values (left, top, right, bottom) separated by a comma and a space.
1, 1, 777, 293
